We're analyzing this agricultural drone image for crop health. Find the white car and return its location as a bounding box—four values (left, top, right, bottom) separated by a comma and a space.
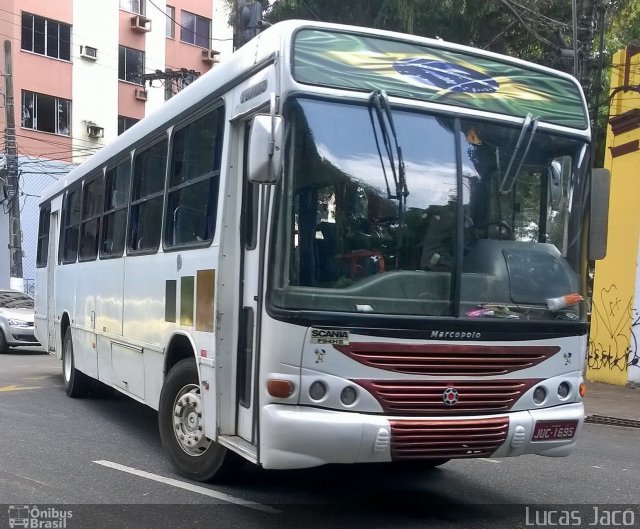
0, 289, 40, 354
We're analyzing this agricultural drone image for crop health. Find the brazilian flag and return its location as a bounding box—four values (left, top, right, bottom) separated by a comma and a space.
292, 29, 587, 130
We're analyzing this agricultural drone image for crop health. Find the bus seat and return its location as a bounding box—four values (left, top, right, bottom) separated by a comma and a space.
315, 221, 337, 283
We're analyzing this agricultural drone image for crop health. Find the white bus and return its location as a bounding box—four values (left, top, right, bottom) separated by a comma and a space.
35, 20, 610, 481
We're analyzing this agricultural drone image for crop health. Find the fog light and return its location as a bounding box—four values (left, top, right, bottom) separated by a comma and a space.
309, 381, 327, 401
340, 386, 358, 405
267, 379, 294, 398
557, 382, 571, 399
533, 386, 547, 404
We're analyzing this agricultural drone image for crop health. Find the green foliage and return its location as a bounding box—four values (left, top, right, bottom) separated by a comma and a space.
260, 0, 640, 165
265, 0, 574, 69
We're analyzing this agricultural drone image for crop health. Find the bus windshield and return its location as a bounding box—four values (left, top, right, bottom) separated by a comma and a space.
271, 97, 589, 322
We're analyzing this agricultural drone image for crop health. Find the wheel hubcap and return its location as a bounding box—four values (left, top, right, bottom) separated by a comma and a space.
172, 384, 211, 456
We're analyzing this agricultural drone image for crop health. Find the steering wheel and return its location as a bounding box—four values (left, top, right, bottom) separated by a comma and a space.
476, 221, 513, 240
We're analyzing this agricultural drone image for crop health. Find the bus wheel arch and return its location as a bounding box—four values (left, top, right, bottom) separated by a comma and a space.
60, 312, 71, 353
164, 333, 199, 379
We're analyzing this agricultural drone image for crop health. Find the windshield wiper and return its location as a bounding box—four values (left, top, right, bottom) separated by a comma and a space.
499, 113, 539, 194
368, 90, 409, 205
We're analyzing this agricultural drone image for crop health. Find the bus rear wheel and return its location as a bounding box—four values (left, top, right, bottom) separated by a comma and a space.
158, 358, 244, 482
62, 327, 91, 397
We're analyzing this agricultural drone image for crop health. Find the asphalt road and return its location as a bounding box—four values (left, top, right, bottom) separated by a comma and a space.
1, 349, 639, 529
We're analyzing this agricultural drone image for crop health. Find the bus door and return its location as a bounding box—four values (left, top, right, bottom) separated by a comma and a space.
47, 211, 59, 354
237, 125, 260, 443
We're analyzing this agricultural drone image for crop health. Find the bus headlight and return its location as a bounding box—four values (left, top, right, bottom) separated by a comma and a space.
340, 386, 358, 406
309, 381, 327, 401
557, 382, 571, 399
533, 385, 547, 405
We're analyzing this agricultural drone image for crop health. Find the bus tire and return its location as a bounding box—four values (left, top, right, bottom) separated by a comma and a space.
158, 358, 244, 482
62, 327, 91, 397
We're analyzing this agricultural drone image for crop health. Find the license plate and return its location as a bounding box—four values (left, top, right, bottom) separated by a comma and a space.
531, 420, 578, 441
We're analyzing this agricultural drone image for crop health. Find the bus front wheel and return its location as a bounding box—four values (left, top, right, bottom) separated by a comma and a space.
158, 358, 244, 482
62, 327, 91, 397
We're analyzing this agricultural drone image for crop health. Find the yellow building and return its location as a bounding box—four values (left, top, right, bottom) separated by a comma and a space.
587, 46, 640, 385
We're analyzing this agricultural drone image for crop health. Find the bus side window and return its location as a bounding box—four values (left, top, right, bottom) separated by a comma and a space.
164, 105, 223, 248
60, 186, 81, 264
79, 173, 104, 261
102, 161, 130, 257
129, 138, 167, 253
36, 203, 51, 268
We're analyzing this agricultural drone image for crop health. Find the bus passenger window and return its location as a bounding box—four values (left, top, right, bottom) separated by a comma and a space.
61, 187, 81, 264
129, 139, 167, 253
164, 106, 223, 248
79, 174, 104, 261
36, 204, 51, 267
101, 161, 131, 257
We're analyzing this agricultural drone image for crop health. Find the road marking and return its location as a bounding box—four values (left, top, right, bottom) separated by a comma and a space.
591, 465, 603, 469
0, 384, 41, 392
479, 458, 502, 464
93, 460, 279, 513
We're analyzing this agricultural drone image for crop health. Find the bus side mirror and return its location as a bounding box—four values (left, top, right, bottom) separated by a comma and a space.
248, 113, 283, 184
589, 168, 611, 261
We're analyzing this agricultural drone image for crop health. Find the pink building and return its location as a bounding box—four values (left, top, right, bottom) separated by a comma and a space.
1, 0, 233, 163
0, 0, 233, 288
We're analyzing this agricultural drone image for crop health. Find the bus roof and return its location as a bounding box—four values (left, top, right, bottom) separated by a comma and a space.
40, 19, 587, 204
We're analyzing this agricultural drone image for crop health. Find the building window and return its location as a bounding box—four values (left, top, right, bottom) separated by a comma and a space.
118, 46, 144, 84
21, 90, 71, 136
180, 11, 210, 48
120, 0, 144, 15
166, 6, 175, 38
21, 13, 71, 61
118, 116, 140, 135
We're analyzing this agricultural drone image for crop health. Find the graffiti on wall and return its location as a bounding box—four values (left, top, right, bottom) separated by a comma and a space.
588, 284, 633, 373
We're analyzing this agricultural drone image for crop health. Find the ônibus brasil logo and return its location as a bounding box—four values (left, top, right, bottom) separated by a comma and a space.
8, 506, 72, 529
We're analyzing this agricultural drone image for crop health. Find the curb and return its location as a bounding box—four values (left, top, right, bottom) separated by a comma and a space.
585, 414, 640, 428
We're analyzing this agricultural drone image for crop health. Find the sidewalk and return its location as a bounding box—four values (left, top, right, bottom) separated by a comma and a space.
583, 380, 640, 426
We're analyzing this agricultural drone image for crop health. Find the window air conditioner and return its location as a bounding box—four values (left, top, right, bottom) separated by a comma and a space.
80, 45, 98, 60
130, 15, 151, 32
135, 88, 148, 101
201, 49, 220, 63
86, 122, 104, 138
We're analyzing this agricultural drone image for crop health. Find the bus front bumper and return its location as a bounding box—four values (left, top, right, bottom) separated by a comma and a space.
259, 402, 584, 469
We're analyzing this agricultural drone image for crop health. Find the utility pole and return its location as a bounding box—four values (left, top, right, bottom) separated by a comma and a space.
578, 0, 595, 98
3, 40, 23, 290
233, 0, 265, 50
141, 68, 202, 100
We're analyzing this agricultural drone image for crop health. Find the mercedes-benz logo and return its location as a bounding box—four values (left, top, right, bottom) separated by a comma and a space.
442, 387, 459, 406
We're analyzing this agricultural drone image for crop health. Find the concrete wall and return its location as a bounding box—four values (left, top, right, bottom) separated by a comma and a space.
587, 47, 640, 386
71, 0, 119, 160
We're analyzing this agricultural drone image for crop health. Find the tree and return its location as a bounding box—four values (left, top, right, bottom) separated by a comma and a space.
263, 0, 640, 164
